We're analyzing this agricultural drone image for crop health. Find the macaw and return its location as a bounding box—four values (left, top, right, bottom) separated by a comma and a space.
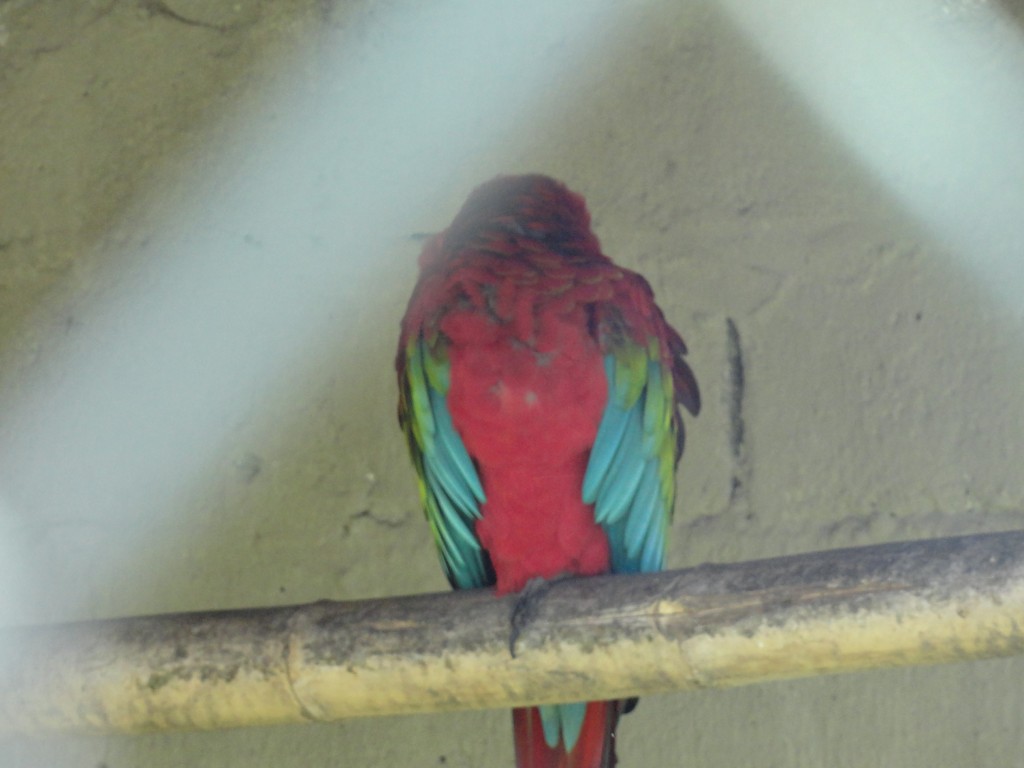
396, 174, 699, 768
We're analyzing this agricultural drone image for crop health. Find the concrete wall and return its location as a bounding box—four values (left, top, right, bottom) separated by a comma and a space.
2, 1, 1023, 765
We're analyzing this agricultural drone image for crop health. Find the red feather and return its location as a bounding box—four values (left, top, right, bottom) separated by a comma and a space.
513, 703, 620, 768
398, 174, 696, 767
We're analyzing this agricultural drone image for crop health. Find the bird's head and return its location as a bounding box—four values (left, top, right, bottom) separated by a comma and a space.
419, 174, 605, 270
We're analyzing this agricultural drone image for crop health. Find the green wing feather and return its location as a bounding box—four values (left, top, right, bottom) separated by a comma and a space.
399, 337, 490, 589
582, 339, 680, 573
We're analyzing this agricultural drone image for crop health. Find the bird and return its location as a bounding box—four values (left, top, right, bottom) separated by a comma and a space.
396, 174, 699, 768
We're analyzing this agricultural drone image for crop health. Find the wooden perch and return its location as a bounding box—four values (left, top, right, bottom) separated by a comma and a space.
2, 530, 1024, 735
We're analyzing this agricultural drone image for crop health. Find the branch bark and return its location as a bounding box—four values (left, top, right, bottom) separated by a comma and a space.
2, 530, 1023, 734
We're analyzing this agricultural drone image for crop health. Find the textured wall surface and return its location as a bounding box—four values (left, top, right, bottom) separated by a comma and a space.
2, 1, 1023, 766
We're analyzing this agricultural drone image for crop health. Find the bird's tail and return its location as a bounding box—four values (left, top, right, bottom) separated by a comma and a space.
513, 701, 621, 768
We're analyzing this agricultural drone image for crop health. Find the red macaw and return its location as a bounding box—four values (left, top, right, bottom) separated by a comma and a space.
396, 174, 699, 768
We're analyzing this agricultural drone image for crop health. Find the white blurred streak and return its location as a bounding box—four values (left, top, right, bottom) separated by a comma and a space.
719, 0, 1024, 315
0, 1, 615, 624
0, 497, 33, 621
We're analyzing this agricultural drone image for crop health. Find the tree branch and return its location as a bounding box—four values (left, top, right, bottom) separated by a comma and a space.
2, 530, 1023, 734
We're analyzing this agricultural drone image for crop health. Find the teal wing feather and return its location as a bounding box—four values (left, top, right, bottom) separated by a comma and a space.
543, 341, 684, 753
555, 334, 695, 750
399, 336, 490, 590
583, 342, 681, 574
